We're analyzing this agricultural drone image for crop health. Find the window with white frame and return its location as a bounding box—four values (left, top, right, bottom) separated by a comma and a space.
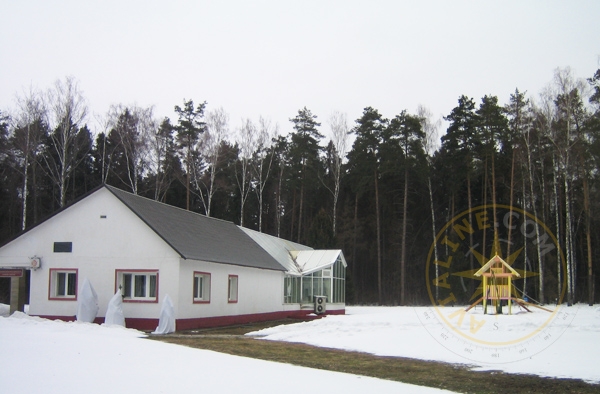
332, 256, 346, 303
284, 275, 301, 303
228, 275, 238, 303
116, 270, 158, 302
193, 272, 211, 303
49, 269, 77, 300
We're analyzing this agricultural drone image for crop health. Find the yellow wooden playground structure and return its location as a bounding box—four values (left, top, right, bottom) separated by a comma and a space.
465, 254, 552, 314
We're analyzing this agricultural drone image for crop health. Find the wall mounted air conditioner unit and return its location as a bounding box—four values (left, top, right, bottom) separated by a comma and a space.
314, 295, 326, 314
30, 257, 41, 270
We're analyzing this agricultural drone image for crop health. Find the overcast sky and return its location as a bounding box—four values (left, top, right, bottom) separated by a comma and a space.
1, 1, 599, 143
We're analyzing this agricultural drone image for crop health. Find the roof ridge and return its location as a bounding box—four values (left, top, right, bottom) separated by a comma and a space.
104, 185, 236, 226
103, 185, 186, 259
103, 185, 286, 271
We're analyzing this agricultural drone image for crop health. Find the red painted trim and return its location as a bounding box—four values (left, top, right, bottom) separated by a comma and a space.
32, 308, 345, 331
114, 269, 159, 303
36, 315, 77, 322
192, 271, 211, 304
48, 268, 78, 301
122, 317, 160, 331
228, 274, 238, 303
33, 315, 160, 331
0, 269, 23, 277
175, 308, 346, 331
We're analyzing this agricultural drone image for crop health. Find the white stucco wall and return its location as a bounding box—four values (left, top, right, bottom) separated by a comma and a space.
0, 187, 338, 326
178, 259, 285, 319
0, 188, 181, 320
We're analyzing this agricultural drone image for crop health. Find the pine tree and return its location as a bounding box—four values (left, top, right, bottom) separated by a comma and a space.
385, 111, 426, 305
175, 99, 206, 210
347, 107, 387, 304
288, 107, 323, 243
441, 96, 480, 294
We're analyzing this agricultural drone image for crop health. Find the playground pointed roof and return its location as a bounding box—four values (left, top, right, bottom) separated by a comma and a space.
474, 254, 520, 277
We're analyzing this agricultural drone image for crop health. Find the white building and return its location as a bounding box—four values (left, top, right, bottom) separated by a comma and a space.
0, 185, 346, 330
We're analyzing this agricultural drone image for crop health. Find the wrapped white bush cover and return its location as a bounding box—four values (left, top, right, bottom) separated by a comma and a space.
104, 290, 125, 327
152, 295, 175, 334
76, 278, 99, 323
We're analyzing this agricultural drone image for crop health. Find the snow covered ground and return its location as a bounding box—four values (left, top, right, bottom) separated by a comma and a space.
248, 305, 600, 384
1, 304, 598, 393
0, 306, 453, 394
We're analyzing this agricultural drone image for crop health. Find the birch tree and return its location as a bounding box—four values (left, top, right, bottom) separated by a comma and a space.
531, 86, 561, 304
93, 112, 113, 184
272, 135, 289, 237
252, 116, 277, 232
44, 76, 88, 207
586, 68, 600, 305
549, 67, 588, 305
12, 89, 47, 230
325, 111, 349, 236
0, 112, 9, 172
107, 105, 155, 194
418, 105, 441, 301
236, 118, 257, 226
195, 107, 229, 217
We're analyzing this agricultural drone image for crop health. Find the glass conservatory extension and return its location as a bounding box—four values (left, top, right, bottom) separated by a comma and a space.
284, 255, 345, 304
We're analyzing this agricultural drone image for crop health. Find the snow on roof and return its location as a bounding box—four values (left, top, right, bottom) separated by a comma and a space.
291, 250, 347, 275
238, 227, 311, 273
239, 227, 346, 276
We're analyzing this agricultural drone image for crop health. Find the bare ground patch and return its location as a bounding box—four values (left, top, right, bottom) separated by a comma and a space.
150, 321, 598, 394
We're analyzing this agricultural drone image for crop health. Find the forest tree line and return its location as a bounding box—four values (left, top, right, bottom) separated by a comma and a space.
1, 66, 599, 306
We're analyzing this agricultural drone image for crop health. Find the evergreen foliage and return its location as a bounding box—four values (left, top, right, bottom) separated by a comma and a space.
1, 69, 600, 306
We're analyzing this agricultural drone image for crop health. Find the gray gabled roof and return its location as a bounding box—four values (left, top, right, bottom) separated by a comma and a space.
105, 186, 285, 271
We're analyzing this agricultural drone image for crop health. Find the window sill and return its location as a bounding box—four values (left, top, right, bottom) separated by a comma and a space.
122, 298, 158, 304
48, 296, 77, 301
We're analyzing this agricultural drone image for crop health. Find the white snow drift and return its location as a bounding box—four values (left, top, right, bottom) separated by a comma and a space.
1, 304, 598, 394
0, 307, 452, 394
